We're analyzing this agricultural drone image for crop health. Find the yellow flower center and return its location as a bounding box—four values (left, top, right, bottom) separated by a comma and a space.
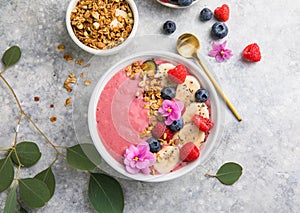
167, 108, 172, 113
220, 50, 225, 55
134, 156, 139, 161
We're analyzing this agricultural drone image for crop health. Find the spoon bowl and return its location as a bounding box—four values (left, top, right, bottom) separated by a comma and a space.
176, 33, 242, 121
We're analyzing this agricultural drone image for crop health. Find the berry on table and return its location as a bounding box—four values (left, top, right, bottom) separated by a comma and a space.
180, 142, 200, 162
211, 22, 228, 39
163, 20, 176, 34
169, 117, 184, 132
161, 87, 176, 100
195, 89, 209, 102
178, 0, 193, 6
214, 4, 230, 22
147, 137, 162, 153
200, 8, 213, 22
242, 43, 262, 62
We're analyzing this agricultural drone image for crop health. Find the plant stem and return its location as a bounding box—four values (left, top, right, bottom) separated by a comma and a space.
205, 173, 216, 177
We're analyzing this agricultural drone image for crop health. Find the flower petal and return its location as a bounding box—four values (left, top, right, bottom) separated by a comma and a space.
125, 165, 139, 174
215, 54, 225, 63
212, 42, 222, 50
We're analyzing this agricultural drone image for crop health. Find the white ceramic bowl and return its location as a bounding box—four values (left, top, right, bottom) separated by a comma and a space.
156, 0, 199, 9
88, 51, 223, 182
66, 0, 139, 55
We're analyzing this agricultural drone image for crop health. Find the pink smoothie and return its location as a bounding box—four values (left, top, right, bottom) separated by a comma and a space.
96, 68, 149, 162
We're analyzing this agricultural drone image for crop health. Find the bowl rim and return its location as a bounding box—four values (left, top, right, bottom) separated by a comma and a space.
88, 51, 222, 182
66, 0, 139, 55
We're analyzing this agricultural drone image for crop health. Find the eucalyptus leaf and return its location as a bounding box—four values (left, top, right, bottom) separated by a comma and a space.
0, 157, 14, 192
88, 173, 124, 213
19, 178, 51, 208
11, 142, 41, 167
2, 46, 21, 67
215, 162, 243, 185
67, 144, 98, 171
3, 185, 17, 213
34, 166, 55, 198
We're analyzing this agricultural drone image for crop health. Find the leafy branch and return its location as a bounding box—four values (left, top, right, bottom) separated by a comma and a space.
0, 46, 124, 213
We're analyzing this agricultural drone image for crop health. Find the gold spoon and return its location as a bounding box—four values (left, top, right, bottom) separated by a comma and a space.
177, 33, 242, 121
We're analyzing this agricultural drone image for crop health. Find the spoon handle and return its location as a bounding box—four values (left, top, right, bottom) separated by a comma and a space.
194, 55, 242, 121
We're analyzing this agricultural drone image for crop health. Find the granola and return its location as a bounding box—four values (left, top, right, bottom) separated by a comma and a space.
70, 0, 134, 50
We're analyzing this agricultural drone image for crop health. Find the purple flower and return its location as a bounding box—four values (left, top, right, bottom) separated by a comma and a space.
209, 41, 233, 63
158, 100, 184, 125
124, 142, 156, 175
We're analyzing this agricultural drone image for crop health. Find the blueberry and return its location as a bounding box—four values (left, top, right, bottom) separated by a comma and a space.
161, 87, 176, 100
163, 20, 176, 34
195, 89, 209, 102
178, 0, 193, 6
169, 118, 184, 132
211, 22, 228, 39
200, 8, 213, 21
147, 137, 161, 153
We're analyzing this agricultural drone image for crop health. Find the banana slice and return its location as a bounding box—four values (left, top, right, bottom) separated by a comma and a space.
175, 75, 201, 106
173, 123, 205, 148
154, 146, 180, 174
155, 63, 177, 87
182, 102, 210, 124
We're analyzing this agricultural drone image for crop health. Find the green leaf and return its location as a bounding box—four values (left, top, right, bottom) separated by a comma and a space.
2, 46, 21, 67
19, 178, 51, 208
3, 185, 17, 213
0, 157, 14, 192
11, 142, 41, 167
34, 167, 55, 198
215, 162, 243, 185
67, 144, 98, 171
88, 173, 124, 213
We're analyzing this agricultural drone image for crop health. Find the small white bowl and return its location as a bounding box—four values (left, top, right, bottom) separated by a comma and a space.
66, 0, 139, 56
156, 0, 199, 9
88, 51, 223, 182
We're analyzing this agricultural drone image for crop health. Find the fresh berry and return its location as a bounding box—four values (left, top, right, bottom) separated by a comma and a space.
147, 137, 162, 153
161, 87, 176, 100
195, 89, 209, 102
200, 8, 213, 22
169, 117, 184, 132
167, 64, 187, 84
151, 122, 166, 139
160, 0, 170, 2
192, 115, 214, 132
242, 43, 262, 62
160, 127, 174, 142
142, 60, 158, 72
180, 142, 200, 162
163, 20, 176, 34
178, 0, 193, 6
214, 4, 230, 22
211, 22, 228, 39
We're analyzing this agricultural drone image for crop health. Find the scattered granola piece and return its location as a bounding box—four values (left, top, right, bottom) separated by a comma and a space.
79, 72, 85, 79
63, 53, 73, 62
57, 44, 65, 51
75, 59, 84, 65
34, 96, 40, 102
65, 97, 72, 107
64, 73, 77, 92
84, 79, 91, 86
50, 116, 57, 122
50, 104, 54, 108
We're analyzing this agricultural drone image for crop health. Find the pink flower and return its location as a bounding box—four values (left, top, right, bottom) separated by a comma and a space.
158, 100, 184, 125
209, 41, 233, 63
124, 142, 156, 175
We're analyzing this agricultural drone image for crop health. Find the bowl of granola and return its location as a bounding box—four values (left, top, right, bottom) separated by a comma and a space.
88, 51, 223, 182
66, 0, 138, 55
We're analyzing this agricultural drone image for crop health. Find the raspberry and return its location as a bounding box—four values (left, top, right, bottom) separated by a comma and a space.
214, 4, 230, 22
167, 64, 187, 84
151, 122, 166, 139
180, 142, 200, 162
192, 115, 214, 132
242, 43, 262, 62
161, 127, 174, 142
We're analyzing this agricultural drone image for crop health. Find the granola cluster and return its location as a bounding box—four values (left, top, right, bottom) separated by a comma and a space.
125, 61, 164, 138
70, 0, 134, 50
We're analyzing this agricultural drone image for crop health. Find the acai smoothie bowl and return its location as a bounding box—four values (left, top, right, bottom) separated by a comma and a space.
88, 51, 222, 182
